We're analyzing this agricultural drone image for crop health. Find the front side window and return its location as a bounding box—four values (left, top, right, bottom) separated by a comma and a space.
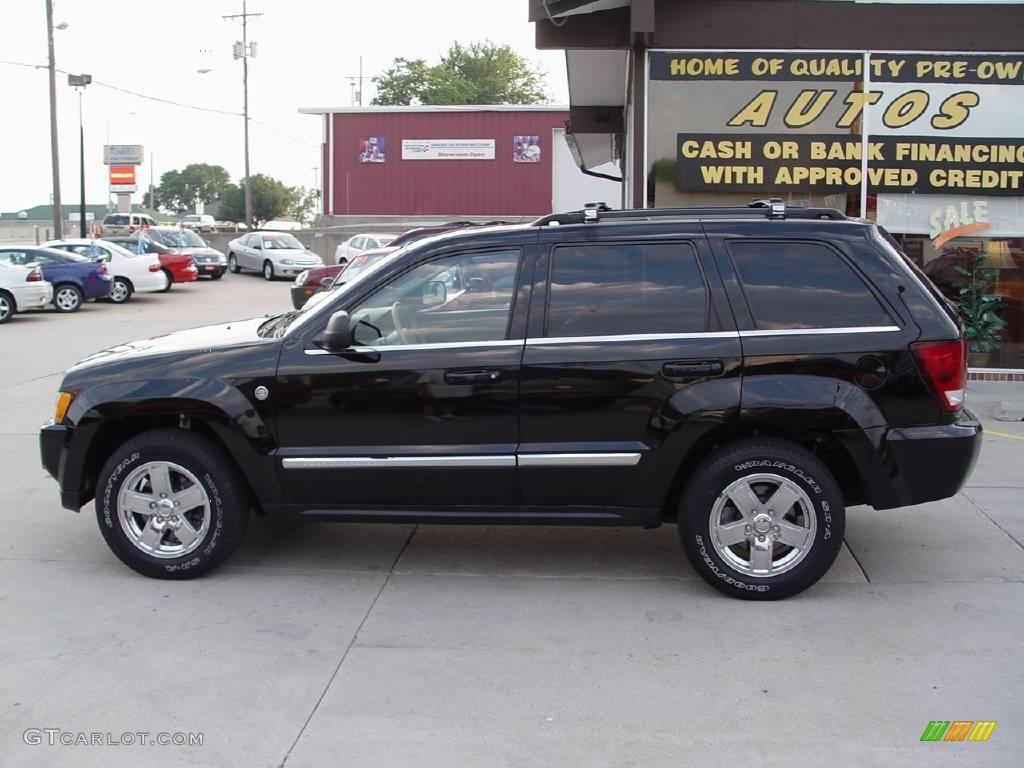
546, 242, 708, 337
350, 249, 521, 346
728, 240, 892, 330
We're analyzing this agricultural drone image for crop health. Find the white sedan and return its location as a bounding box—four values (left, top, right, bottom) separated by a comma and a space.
0, 262, 52, 323
44, 238, 167, 303
227, 232, 323, 280
334, 233, 396, 266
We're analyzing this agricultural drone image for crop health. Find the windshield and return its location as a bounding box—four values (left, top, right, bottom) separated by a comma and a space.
260, 247, 407, 339
262, 234, 303, 250
160, 229, 207, 248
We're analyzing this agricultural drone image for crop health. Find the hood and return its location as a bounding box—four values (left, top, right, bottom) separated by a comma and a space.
67, 316, 272, 374
190, 246, 225, 258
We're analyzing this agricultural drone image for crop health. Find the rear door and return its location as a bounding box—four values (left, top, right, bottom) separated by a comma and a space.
517, 227, 742, 517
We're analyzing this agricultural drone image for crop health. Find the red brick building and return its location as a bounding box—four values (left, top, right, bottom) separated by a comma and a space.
300, 105, 571, 217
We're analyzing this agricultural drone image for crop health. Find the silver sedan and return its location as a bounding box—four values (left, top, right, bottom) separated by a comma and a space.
226, 232, 324, 280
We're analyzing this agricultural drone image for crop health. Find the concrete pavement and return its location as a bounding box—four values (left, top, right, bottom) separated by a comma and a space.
1, 273, 1021, 767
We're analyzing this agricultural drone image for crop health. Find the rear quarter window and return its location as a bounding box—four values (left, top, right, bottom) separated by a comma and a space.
728, 240, 893, 330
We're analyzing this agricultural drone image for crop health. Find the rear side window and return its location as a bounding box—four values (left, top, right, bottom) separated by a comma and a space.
105, 214, 128, 225
728, 241, 891, 330
546, 242, 708, 337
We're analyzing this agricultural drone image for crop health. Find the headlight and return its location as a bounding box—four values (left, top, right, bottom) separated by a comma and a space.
281, 259, 294, 265
295, 270, 309, 286
54, 391, 75, 423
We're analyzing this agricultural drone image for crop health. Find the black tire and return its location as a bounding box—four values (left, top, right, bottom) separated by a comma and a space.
0, 290, 14, 324
159, 269, 173, 292
262, 260, 275, 281
95, 429, 250, 579
109, 277, 133, 304
53, 283, 83, 313
209, 271, 223, 280
678, 438, 845, 601
228, 253, 241, 274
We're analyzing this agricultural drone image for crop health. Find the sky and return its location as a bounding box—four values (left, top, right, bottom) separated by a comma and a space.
0, 0, 569, 213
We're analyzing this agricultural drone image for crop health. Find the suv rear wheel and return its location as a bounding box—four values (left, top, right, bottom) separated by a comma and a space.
678, 439, 845, 600
95, 429, 249, 579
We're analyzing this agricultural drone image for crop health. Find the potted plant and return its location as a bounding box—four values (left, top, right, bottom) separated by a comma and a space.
951, 251, 1007, 367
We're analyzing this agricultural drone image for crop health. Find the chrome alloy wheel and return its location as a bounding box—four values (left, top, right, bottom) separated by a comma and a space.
54, 286, 81, 312
110, 280, 130, 303
117, 461, 212, 559
709, 473, 816, 578
0, 294, 11, 322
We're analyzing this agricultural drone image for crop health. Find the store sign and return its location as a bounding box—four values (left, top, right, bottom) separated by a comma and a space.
929, 201, 991, 247
651, 51, 1024, 195
109, 166, 137, 193
401, 139, 495, 160
103, 144, 144, 165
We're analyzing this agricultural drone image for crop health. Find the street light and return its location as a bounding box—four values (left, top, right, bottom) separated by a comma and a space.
68, 73, 92, 238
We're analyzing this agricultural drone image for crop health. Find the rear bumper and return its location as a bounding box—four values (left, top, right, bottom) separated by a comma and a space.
83, 276, 113, 299
133, 269, 169, 293
845, 410, 983, 510
40, 421, 85, 511
12, 283, 53, 310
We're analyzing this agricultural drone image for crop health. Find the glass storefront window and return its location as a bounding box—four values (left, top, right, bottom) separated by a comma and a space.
646, 50, 1024, 369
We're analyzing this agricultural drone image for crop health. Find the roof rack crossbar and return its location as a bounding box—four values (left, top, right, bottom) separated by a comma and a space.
533, 199, 847, 226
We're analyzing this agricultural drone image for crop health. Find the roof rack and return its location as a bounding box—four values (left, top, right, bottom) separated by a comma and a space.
533, 198, 848, 226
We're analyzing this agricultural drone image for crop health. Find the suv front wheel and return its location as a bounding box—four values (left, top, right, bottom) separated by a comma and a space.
95, 429, 249, 579
678, 439, 845, 600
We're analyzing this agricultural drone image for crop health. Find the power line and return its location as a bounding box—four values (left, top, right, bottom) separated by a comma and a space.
1, 58, 318, 146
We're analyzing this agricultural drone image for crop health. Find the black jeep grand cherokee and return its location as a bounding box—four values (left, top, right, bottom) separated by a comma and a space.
40, 201, 982, 599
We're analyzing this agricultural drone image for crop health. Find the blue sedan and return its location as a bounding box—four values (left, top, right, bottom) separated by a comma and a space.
0, 247, 112, 312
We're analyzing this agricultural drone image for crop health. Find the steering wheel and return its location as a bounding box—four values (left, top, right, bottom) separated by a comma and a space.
391, 301, 424, 344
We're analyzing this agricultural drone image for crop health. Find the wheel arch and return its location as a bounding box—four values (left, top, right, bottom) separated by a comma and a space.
660, 420, 868, 522
72, 397, 281, 515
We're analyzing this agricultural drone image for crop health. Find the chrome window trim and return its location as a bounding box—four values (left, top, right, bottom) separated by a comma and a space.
739, 325, 901, 337
517, 452, 642, 467
527, 331, 740, 345
304, 339, 523, 356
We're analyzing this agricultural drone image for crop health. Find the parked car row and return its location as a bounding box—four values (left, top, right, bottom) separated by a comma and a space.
0, 229, 229, 322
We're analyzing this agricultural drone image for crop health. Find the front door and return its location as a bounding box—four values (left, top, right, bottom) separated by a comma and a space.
517, 232, 742, 517
274, 246, 526, 511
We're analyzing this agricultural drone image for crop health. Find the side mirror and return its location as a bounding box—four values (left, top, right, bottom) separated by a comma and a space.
320, 277, 334, 290
321, 310, 353, 352
466, 277, 486, 292
423, 280, 447, 306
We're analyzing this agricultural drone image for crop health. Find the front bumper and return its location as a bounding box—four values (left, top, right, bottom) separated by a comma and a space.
291, 283, 321, 309
40, 421, 84, 511
279, 263, 323, 278
197, 263, 226, 277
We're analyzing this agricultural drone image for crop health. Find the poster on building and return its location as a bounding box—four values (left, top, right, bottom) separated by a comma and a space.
358, 137, 386, 163
646, 51, 1024, 196
514, 135, 542, 163
401, 139, 496, 160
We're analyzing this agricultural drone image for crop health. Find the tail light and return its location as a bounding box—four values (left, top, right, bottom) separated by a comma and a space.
148, 263, 161, 272
26, 268, 43, 282
97, 265, 108, 276
912, 339, 967, 413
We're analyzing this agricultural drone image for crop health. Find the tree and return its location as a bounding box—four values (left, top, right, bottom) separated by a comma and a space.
219, 174, 292, 228
154, 164, 231, 213
286, 186, 319, 227
372, 41, 548, 105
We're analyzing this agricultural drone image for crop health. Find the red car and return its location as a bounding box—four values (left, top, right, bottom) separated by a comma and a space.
107, 234, 198, 290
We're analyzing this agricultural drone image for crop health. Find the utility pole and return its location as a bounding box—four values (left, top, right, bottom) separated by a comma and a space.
224, 2, 263, 230
45, 0, 62, 238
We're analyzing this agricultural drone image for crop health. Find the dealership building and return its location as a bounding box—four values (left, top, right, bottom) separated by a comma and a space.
529, 0, 1024, 376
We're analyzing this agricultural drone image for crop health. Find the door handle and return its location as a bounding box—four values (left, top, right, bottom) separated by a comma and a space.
444, 369, 503, 384
662, 360, 724, 378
